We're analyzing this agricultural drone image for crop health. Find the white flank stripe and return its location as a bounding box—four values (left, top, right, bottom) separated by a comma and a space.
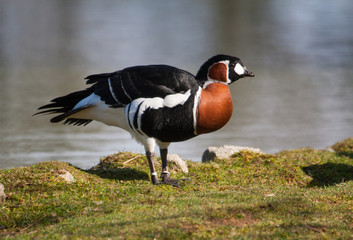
125, 98, 144, 132
126, 90, 192, 134
136, 97, 164, 133
108, 78, 121, 104
193, 87, 202, 134
162, 90, 191, 108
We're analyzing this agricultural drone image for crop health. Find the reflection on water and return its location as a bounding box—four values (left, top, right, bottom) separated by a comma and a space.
1, 0, 353, 169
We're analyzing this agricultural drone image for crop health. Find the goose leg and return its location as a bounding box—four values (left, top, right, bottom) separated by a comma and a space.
146, 151, 158, 185
160, 148, 170, 183
159, 148, 184, 187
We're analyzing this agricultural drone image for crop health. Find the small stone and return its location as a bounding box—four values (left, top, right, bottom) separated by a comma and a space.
58, 170, 75, 183
265, 193, 275, 197
325, 147, 335, 153
94, 201, 103, 206
202, 145, 262, 162
0, 183, 6, 202
167, 154, 189, 173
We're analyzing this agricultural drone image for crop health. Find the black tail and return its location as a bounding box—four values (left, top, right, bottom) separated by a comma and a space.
34, 86, 95, 126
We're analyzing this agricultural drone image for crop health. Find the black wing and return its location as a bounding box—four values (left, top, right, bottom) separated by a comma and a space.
86, 65, 198, 106
35, 65, 198, 126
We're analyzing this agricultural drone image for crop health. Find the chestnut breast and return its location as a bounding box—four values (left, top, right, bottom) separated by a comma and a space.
196, 83, 233, 135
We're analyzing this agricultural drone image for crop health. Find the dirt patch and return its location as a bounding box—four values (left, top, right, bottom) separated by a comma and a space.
209, 212, 257, 227
178, 211, 257, 234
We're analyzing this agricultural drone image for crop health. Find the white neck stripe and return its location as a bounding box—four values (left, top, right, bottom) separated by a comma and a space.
202, 80, 228, 89
193, 87, 202, 134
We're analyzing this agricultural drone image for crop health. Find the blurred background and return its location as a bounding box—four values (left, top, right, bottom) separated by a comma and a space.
1, 0, 352, 169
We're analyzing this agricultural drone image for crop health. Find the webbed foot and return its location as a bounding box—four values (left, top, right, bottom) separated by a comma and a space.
160, 178, 190, 188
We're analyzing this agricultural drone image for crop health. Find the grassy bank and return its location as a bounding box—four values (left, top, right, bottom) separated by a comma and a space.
1, 138, 353, 239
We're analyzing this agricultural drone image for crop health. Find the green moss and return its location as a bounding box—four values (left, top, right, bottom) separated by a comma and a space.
0, 138, 353, 239
332, 137, 353, 158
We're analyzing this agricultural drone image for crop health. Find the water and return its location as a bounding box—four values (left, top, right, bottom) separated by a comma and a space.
1, 0, 353, 169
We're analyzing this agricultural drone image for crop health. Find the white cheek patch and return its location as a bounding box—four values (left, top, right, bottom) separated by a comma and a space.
234, 63, 245, 75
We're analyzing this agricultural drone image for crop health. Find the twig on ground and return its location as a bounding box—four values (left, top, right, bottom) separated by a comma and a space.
122, 155, 140, 165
